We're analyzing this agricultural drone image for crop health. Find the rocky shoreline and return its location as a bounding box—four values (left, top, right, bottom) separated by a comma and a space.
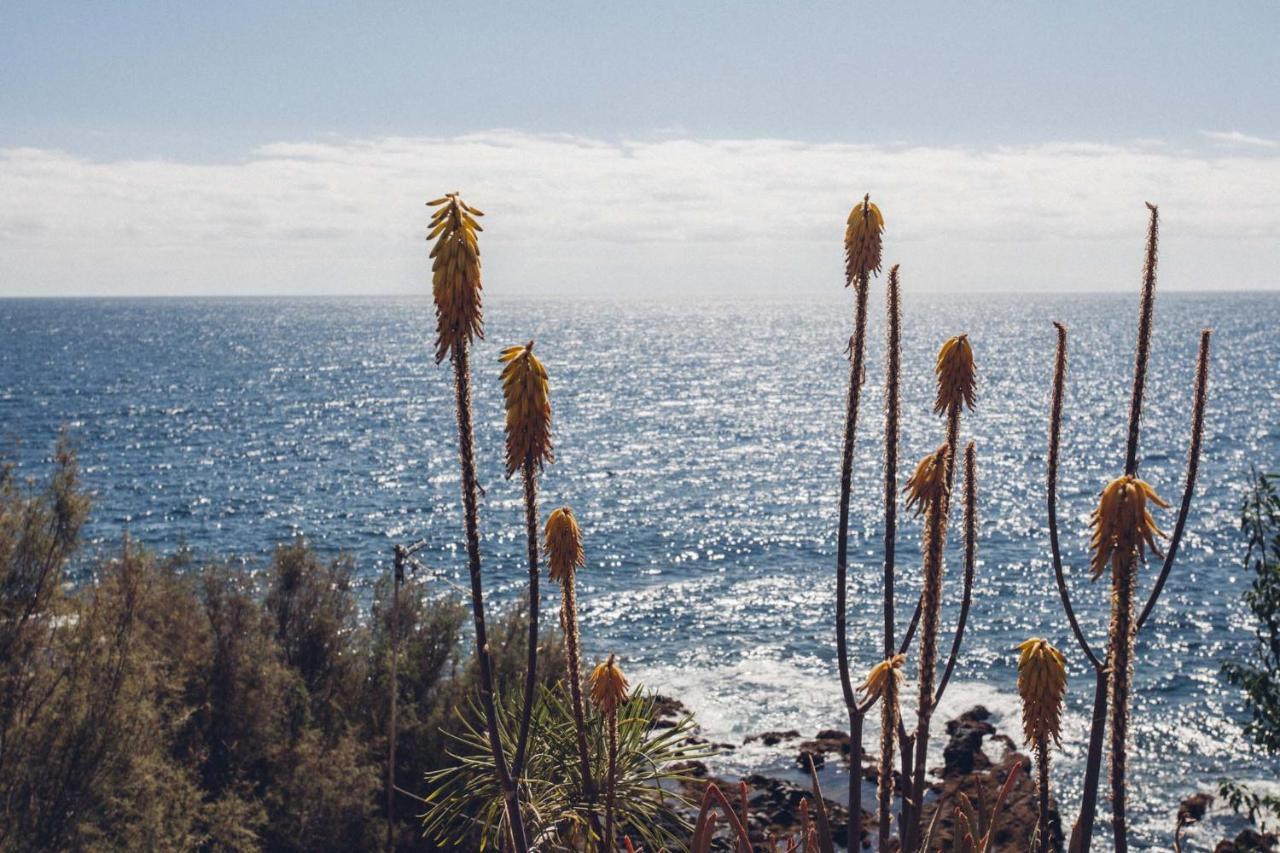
654, 697, 1059, 851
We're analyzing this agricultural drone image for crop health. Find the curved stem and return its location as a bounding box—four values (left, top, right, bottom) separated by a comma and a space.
1070, 661, 1109, 853
1125, 203, 1159, 477
850, 707, 865, 853
936, 441, 977, 706
1048, 322, 1102, 670
836, 273, 871, 852
1137, 329, 1210, 633
512, 459, 540, 778
451, 345, 528, 853
884, 265, 902, 661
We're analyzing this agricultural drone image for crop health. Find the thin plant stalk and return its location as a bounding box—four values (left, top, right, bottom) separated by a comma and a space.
879, 265, 902, 851
835, 269, 871, 852
1037, 734, 1051, 853
1108, 549, 1136, 853
1047, 322, 1106, 853
512, 459, 539, 778
605, 709, 618, 850
561, 574, 603, 846
451, 344, 529, 852
386, 545, 403, 853
905, 446, 951, 850
906, 489, 946, 848
936, 442, 978, 704
1110, 203, 1159, 853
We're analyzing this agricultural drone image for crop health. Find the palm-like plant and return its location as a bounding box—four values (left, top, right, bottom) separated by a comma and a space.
423, 687, 712, 851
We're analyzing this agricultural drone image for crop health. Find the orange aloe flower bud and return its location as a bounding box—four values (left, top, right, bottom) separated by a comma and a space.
1088, 475, 1169, 580
844, 194, 884, 283
904, 444, 950, 517
544, 506, 585, 584
1016, 638, 1068, 747
859, 653, 906, 701
499, 341, 553, 477
589, 653, 629, 716
428, 193, 484, 363
934, 334, 977, 414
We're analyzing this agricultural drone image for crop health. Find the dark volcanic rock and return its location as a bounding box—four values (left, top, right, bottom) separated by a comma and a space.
744, 729, 800, 746
921, 707, 1062, 852
681, 773, 868, 851
797, 729, 852, 769
943, 705, 997, 777
651, 694, 691, 729
1216, 828, 1280, 852
1179, 791, 1213, 824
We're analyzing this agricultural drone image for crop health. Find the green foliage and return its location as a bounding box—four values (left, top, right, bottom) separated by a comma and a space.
1217, 779, 1280, 834
0, 445, 559, 851
1216, 470, 1280, 840
1224, 470, 1280, 755
423, 685, 711, 851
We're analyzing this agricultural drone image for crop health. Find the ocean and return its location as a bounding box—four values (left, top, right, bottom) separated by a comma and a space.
2, 291, 1278, 848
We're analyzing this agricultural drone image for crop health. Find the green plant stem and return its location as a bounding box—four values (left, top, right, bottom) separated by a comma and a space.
450, 345, 529, 853
512, 459, 540, 779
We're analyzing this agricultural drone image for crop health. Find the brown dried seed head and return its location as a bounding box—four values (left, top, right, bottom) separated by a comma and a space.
1088, 475, 1169, 580
499, 341, 553, 477
904, 444, 950, 517
589, 653, 629, 715
544, 506, 585, 584
428, 193, 485, 363
859, 653, 906, 700
1016, 638, 1067, 747
934, 334, 977, 414
844, 194, 884, 283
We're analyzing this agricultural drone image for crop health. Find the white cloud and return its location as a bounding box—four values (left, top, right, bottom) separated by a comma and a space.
2, 132, 1279, 296
1200, 130, 1279, 148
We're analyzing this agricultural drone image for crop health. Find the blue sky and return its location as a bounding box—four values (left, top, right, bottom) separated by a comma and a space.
2, 2, 1279, 296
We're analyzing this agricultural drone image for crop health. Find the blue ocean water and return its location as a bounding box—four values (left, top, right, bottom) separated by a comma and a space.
2, 292, 1278, 848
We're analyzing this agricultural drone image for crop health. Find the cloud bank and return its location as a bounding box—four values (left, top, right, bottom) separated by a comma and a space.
2, 132, 1279, 296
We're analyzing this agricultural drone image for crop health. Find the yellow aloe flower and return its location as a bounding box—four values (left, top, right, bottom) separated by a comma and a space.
589, 653, 629, 716
544, 506, 585, 584
904, 444, 949, 516
1089, 475, 1169, 579
844, 195, 884, 283
859, 653, 906, 700
934, 334, 977, 414
1016, 638, 1068, 747
499, 341, 553, 477
427, 193, 484, 363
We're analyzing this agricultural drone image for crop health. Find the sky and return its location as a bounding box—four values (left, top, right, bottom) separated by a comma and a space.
2, 1, 1279, 297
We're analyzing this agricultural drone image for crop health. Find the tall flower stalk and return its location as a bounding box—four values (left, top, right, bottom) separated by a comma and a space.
590, 654, 629, 850
500, 342, 555, 778
428, 193, 529, 852
878, 264, 903, 852
903, 443, 951, 849
862, 654, 905, 851
835, 194, 883, 853
1047, 204, 1212, 852
1017, 638, 1067, 853
545, 506, 605, 848
1090, 475, 1168, 852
